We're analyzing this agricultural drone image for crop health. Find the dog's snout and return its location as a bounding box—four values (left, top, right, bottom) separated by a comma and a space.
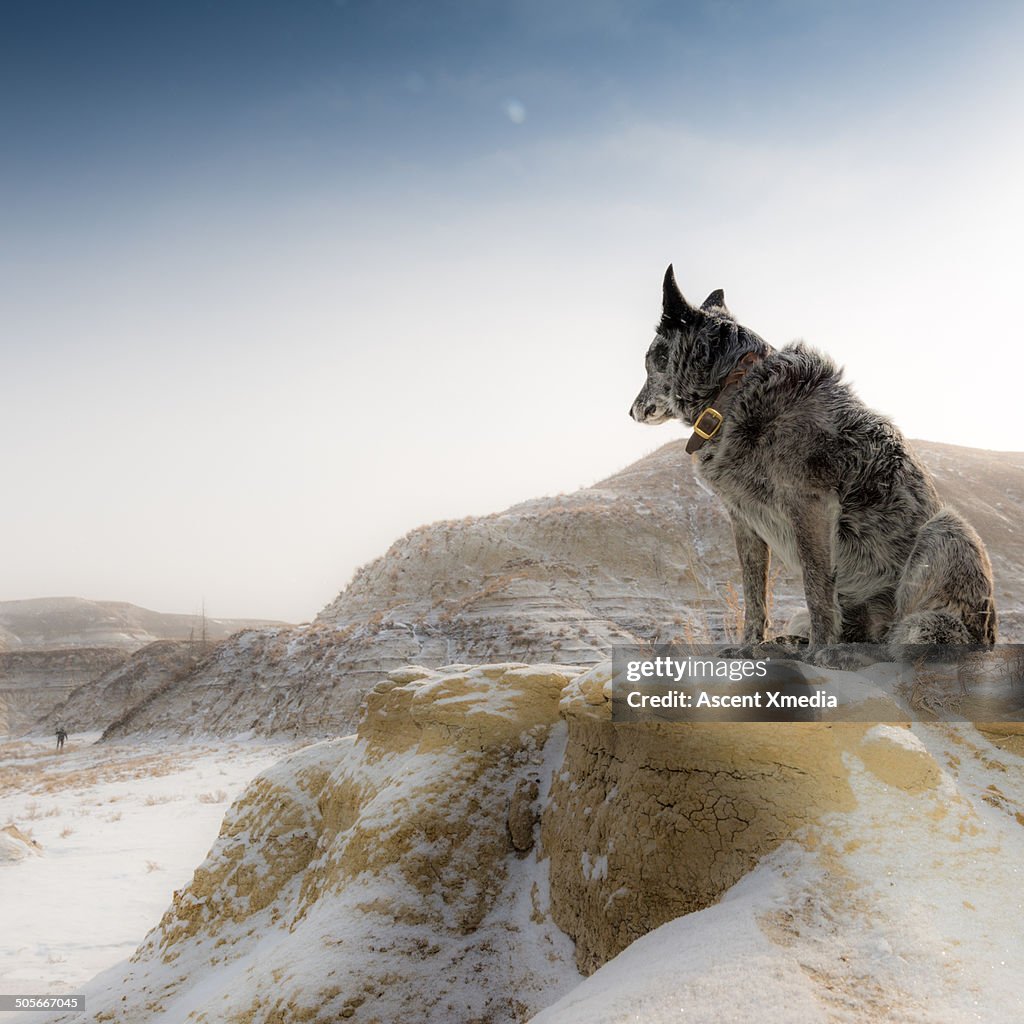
629, 398, 658, 422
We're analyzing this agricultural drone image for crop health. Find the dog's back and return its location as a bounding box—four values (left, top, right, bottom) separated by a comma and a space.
700, 341, 943, 641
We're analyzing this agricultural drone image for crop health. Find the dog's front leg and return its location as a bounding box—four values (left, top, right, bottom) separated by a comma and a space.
787, 493, 841, 645
731, 518, 770, 643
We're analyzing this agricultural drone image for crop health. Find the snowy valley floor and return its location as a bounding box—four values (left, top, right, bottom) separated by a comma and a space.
0, 732, 295, 996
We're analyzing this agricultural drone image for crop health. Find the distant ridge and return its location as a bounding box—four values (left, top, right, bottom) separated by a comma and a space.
0, 597, 289, 652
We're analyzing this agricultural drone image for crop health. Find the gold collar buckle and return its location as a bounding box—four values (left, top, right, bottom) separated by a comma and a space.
692, 406, 724, 440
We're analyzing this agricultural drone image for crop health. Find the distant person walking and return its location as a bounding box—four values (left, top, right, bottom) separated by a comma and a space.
55, 726, 67, 752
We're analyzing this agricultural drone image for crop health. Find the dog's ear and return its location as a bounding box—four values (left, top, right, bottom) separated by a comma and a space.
701, 289, 730, 314
662, 264, 695, 325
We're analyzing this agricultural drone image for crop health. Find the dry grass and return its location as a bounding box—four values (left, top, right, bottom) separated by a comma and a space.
905, 660, 965, 717
197, 789, 228, 804
720, 582, 743, 642
145, 860, 163, 873
60, 825, 74, 838
0, 738, 211, 802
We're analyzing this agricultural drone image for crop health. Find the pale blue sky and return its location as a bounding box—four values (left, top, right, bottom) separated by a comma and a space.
3, 1, 1023, 620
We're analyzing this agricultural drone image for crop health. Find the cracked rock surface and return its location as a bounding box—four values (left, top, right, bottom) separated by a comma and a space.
542, 663, 857, 973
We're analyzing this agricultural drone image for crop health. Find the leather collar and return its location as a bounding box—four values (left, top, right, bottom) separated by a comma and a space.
685, 351, 763, 454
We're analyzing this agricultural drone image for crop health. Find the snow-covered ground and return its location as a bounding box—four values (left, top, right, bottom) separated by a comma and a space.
0, 732, 296, 996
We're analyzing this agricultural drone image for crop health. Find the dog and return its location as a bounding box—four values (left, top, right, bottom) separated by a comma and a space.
630, 265, 996, 655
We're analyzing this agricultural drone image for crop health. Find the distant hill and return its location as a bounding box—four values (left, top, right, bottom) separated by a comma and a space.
1, 647, 130, 733
0, 597, 288, 652
42, 639, 198, 735
99, 439, 1024, 740
0, 599, 290, 734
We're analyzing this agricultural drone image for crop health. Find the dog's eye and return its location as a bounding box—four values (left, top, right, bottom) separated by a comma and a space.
648, 342, 669, 370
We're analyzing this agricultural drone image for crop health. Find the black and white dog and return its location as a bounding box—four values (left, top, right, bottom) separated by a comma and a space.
631, 265, 996, 654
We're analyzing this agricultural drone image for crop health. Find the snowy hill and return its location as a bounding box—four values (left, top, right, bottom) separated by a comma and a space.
0, 647, 129, 736
42, 640, 199, 736
38, 660, 1024, 1024
100, 439, 1024, 740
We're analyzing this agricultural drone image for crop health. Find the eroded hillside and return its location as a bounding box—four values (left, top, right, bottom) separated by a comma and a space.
60, 660, 1024, 1024
101, 440, 1024, 740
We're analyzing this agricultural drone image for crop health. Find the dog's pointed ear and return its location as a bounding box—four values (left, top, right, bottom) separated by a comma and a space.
662, 264, 696, 326
701, 288, 729, 314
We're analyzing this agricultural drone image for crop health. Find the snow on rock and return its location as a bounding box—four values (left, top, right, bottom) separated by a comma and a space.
33, 658, 1024, 1024
1, 647, 129, 735
64, 663, 586, 1024
858, 723, 944, 792
0, 824, 42, 863
38, 639, 198, 736
546, 661, 857, 974
530, 717, 1024, 1024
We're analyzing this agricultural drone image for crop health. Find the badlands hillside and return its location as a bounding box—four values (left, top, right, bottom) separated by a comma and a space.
0, 647, 127, 736
41, 640, 198, 736
56, 660, 1024, 1024
96, 439, 1024, 741
0, 599, 286, 734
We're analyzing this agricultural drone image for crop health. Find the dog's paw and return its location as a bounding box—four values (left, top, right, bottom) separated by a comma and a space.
772, 634, 810, 647
721, 641, 804, 661
719, 642, 757, 659
720, 641, 781, 659
809, 644, 887, 671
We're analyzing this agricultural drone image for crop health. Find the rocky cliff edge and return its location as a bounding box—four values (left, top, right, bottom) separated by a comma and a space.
66, 662, 1024, 1024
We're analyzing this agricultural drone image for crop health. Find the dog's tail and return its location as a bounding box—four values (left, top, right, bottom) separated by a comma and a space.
888, 506, 997, 657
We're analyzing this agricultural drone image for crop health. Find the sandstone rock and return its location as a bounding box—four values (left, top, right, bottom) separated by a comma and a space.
508, 778, 541, 853
542, 662, 859, 974
0, 824, 43, 863
86, 664, 584, 1024
856, 724, 943, 793
71, 658, 1020, 1024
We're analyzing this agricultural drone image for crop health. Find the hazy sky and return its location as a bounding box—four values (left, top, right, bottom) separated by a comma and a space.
3, 1, 1023, 622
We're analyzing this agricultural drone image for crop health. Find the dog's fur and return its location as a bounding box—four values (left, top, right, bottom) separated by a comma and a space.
887, 508, 997, 654
630, 265, 997, 652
